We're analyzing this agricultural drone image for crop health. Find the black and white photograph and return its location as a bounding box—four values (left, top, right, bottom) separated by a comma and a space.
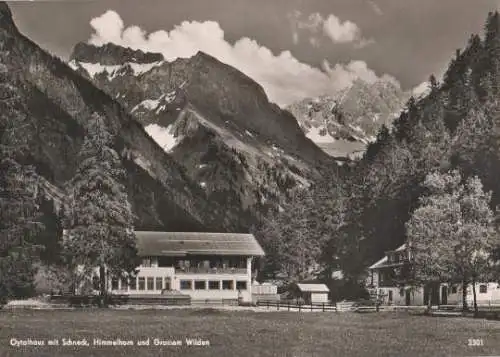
1, 0, 500, 356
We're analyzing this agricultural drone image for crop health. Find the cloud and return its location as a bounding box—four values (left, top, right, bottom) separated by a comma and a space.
322, 60, 400, 89
289, 11, 373, 48
367, 0, 384, 16
297, 13, 324, 33
309, 37, 320, 48
87, 10, 397, 107
322, 14, 361, 44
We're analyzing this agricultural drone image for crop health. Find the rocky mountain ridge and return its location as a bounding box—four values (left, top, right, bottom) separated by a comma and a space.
287, 79, 409, 158
0, 2, 239, 233
69, 42, 338, 223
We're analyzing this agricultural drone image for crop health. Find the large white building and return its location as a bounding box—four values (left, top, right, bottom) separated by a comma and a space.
367, 244, 500, 306
88, 231, 265, 303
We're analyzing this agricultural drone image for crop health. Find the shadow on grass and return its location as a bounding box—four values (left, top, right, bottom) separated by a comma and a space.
188, 308, 226, 315
413, 310, 500, 321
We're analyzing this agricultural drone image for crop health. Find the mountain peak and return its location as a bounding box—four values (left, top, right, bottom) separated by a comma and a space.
70, 42, 164, 66
193, 50, 215, 60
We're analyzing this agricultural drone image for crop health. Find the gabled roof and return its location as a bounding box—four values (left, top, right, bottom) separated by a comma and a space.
135, 231, 265, 257
368, 243, 407, 270
297, 283, 329, 293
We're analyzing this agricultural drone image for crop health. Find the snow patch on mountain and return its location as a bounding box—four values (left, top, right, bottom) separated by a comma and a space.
68, 60, 120, 79
128, 61, 165, 76
145, 124, 182, 153
68, 59, 164, 80
306, 126, 336, 144
132, 91, 177, 114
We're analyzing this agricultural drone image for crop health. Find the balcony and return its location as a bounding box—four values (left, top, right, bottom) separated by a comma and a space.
175, 267, 247, 275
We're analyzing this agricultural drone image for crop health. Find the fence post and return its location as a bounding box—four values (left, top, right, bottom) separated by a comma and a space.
322, 303, 325, 312
277, 302, 280, 311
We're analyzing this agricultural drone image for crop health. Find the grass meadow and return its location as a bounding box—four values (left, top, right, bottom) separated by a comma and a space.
0, 308, 499, 357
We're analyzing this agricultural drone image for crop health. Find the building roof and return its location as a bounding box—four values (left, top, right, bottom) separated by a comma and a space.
368, 243, 407, 270
135, 231, 265, 257
297, 283, 329, 293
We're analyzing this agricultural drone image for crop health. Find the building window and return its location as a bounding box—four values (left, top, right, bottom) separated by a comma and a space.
145, 277, 153, 290
138, 277, 145, 291
222, 280, 234, 290
92, 276, 100, 291
164, 277, 171, 290
129, 277, 137, 290
180, 280, 192, 290
208, 281, 220, 290
388, 290, 393, 302
479, 285, 488, 294
111, 277, 119, 290
194, 280, 206, 290
155, 277, 163, 290
399, 288, 404, 297
236, 281, 247, 290
121, 277, 128, 290
451, 286, 457, 294
142, 258, 151, 267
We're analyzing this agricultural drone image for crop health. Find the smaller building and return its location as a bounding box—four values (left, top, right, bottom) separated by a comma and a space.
296, 284, 330, 304
367, 243, 500, 306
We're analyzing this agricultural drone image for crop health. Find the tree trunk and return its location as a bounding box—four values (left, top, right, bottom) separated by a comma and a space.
462, 279, 469, 312
472, 277, 478, 317
99, 265, 106, 308
426, 287, 433, 313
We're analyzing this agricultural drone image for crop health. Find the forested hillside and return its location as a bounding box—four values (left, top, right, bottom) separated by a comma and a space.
256, 11, 500, 287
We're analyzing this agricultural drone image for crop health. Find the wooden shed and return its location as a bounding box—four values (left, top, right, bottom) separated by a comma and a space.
296, 283, 330, 304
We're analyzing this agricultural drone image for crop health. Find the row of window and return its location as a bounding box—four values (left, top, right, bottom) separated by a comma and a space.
180, 280, 247, 291
450, 285, 488, 294
392, 285, 490, 297
103, 277, 172, 291
102, 276, 248, 291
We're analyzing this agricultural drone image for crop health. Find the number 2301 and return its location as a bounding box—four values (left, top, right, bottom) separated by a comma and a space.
468, 338, 484, 346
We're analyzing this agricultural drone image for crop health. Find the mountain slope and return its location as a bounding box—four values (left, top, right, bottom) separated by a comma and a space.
287, 79, 408, 158
0, 2, 236, 233
68, 42, 337, 223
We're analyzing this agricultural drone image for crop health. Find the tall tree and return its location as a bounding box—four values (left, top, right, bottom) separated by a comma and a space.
406, 170, 497, 313
0, 67, 44, 305
63, 112, 139, 306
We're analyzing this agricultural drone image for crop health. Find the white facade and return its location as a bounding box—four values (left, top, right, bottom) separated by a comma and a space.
372, 283, 500, 306
77, 231, 265, 304
296, 283, 330, 304
444, 282, 500, 306
367, 244, 500, 306
311, 292, 329, 303
90, 256, 255, 303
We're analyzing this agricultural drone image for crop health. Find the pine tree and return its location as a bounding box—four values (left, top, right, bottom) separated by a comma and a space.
0, 66, 44, 305
63, 112, 139, 306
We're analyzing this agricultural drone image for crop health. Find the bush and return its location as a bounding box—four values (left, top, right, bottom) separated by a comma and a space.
0, 295, 6, 309
327, 279, 370, 302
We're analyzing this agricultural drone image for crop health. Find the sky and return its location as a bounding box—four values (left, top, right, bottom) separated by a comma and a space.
7, 0, 500, 106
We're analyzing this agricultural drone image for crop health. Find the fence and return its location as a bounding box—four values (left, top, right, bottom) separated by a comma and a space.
257, 300, 337, 312
256, 300, 433, 313
191, 299, 239, 306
